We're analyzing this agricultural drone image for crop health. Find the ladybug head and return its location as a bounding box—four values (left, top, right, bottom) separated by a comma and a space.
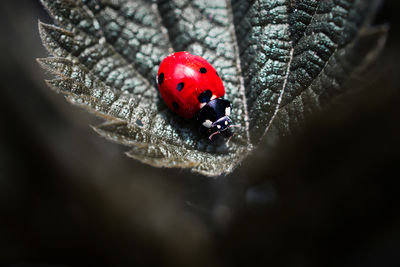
197, 98, 234, 140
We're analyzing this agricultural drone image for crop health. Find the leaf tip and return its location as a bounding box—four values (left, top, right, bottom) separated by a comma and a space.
37, 20, 49, 36
36, 57, 44, 65
38, 20, 72, 39
36, 57, 53, 75
44, 79, 61, 93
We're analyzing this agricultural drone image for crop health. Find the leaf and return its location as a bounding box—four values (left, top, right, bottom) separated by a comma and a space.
37, 0, 387, 176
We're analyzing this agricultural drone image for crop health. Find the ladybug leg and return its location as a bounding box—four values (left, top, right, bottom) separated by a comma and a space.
226, 133, 234, 145
209, 130, 221, 140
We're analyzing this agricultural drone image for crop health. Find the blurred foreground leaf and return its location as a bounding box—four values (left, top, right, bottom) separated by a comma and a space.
38, 0, 387, 176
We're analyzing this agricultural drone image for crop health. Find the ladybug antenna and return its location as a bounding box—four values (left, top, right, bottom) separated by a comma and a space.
228, 124, 240, 129
209, 124, 240, 140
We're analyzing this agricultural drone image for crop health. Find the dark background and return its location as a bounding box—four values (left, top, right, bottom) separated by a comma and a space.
0, 1, 399, 266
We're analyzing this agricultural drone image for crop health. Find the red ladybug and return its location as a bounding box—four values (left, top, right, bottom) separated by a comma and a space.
157, 51, 234, 140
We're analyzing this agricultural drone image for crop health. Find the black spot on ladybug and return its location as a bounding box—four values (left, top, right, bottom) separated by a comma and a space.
158, 73, 164, 86
136, 119, 144, 127
172, 102, 179, 110
198, 90, 212, 103
216, 71, 220, 77
177, 82, 184, 91
199, 67, 207, 73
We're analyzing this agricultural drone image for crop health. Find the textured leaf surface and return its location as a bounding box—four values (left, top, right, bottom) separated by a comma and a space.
38, 0, 386, 176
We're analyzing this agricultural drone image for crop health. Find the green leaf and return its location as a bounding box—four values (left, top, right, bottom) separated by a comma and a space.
37, 0, 387, 176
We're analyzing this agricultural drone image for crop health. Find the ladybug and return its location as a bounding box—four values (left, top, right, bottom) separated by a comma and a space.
157, 51, 234, 140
